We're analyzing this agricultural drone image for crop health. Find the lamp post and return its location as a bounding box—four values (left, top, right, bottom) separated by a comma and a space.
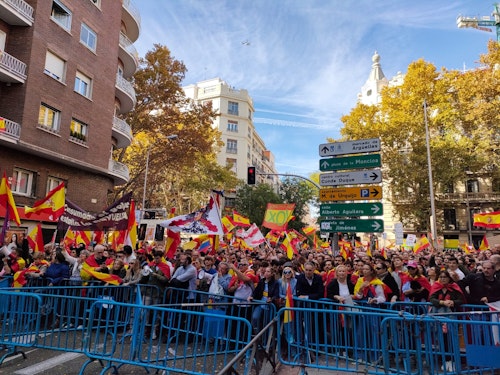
464, 171, 473, 246
424, 100, 438, 248
141, 134, 178, 220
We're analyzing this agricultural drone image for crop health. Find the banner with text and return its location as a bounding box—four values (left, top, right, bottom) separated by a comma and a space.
262, 203, 295, 231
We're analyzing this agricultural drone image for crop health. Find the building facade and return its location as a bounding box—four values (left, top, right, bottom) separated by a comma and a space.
358, 52, 500, 248
183, 78, 279, 194
0, 0, 139, 234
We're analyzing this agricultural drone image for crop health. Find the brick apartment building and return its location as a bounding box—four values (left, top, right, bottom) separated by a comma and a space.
0, 0, 139, 235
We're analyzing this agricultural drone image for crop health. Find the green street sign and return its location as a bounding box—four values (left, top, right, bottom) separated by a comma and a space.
320, 202, 383, 217
320, 219, 384, 233
319, 154, 381, 171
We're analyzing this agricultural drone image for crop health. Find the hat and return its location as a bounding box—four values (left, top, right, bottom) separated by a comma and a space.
407, 260, 418, 268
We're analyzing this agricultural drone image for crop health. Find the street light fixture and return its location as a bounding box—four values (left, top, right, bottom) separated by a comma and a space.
141, 134, 178, 220
423, 100, 438, 249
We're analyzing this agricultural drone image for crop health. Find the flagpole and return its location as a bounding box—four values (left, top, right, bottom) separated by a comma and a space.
424, 100, 438, 249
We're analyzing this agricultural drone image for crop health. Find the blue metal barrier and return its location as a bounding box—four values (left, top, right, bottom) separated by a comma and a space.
276, 305, 500, 375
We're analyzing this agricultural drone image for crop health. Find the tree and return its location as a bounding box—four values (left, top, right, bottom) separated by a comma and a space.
114, 44, 239, 211
340, 42, 500, 232
235, 184, 281, 226
278, 177, 317, 231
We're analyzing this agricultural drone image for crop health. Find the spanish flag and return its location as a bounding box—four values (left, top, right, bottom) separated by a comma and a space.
413, 235, 430, 253
281, 232, 296, 260
24, 182, 65, 220
0, 172, 21, 226
0, 117, 6, 131
479, 235, 489, 251
473, 211, 500, 228
232, 210, 250, 227
283, 281, 294, 323
27, 223, 45, 253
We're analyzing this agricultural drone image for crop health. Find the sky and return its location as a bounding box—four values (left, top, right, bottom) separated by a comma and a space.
133, 1, 496, 178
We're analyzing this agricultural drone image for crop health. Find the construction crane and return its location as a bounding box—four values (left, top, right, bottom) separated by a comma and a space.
456, 3, 500, 43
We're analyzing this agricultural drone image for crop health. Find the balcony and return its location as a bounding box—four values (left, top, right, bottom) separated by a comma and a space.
112, 116, 133, 149
437, 192, 500, 204
115, 73, 136, 113
118, 32, 139, 78
121, 0, 140, 43
0, 0, 34, 26
0, 116, 20, 144
108, 159, 129, 185
0, 50, 27, 83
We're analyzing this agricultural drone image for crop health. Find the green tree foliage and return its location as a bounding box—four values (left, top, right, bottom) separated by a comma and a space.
115, 45, 239, 211
278, 177, 317, 231
340, 41, 500, 232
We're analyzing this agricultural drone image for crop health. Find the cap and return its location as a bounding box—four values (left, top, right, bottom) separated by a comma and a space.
407, 260, 418, 268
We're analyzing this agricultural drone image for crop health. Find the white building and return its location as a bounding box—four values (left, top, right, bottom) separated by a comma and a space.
183, 78, 278, 185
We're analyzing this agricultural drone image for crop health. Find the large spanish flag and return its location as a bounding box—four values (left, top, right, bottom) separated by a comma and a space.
262, 203, 295, 231
473, 211, 500, 228
0, 172, 21, 225
24, 182, 65, 220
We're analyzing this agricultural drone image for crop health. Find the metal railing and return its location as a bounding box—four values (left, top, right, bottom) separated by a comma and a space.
0, 50, 27, 81
119, 32, 139, 67
1, 0, 34, 23
0, 116, 21, 141
108, 158, 130, 183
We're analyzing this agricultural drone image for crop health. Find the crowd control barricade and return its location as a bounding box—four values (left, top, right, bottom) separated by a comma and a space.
276, 303, 500, 375
0, 290, 41, 362
81, 299, 255, 375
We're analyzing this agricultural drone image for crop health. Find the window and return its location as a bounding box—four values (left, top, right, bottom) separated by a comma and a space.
227, 120, 238, 132
80, 23, 97, 51
47, 177, 64, 194
44, 51, 66, 82
443, 208, 457, 230
70, 119, 88, 142
12, 168, 36, 197
228, 101, 239, 116
74, 71, 92, 98
38, 103, 61, 132
466, 179, 479, 193
51, 0, 72, 31
226, 139, 237, 154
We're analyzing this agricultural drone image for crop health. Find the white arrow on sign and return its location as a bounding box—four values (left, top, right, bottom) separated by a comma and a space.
319, 169, 382, 186
319, 138, 380, 157
371, 204, 381, 215
371, 221, 382, 231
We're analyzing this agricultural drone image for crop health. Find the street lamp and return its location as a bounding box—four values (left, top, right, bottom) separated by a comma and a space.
464, 171, 473, 246
423, 100, 438, 248
141, 134, 178, 220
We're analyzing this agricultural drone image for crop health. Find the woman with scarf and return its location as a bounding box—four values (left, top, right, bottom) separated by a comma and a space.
353, 264, 388, 305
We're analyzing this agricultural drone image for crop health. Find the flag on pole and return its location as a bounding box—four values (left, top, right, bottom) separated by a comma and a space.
232, 210, 251, 227
221, 216, 235, 233
27, 223, 45, 253
125, 200, 138, 248
413, 235, 430, 253
165, 208, 181, 259
0, 172, 21, 226
262, 203, 295, 231
281, 232, 296, 260
240, 223, 266, 248
479, 235, 489, 251
24, 182, 65, 220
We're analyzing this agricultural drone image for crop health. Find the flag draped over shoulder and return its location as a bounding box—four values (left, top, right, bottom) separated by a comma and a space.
27, 223, 44, 253
160, 196, 224, 235
479, 235, 489, 251
473, 211, 500, 228
262, 203, 295, 231
413, 235, 430, 253
0, 172, 21, 225
24, 182, 65, 220
283, 282, 294, 323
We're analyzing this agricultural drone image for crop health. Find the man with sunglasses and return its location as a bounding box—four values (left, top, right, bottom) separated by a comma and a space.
375, 262, 400, 303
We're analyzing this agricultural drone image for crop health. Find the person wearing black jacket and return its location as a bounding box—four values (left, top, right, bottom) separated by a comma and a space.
458, 261, 500, 305
248, 266, 279, 334
296, 261, 324, 301
375, 261, 400, 303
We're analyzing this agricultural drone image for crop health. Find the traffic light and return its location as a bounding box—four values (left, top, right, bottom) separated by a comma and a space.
247, 166, 256, 185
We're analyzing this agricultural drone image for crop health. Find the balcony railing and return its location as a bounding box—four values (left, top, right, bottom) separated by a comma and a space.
115, 73, 136, 112
0, 50, 27, 82
122, 0, 141, 24
108, 159, 129, 185
0, 116, 21, 142
112, 116, 133, 148
0, 0, 34, 25
121, 0, 141, 42
118, 32, 139, 76
119, 33, 139, 65
437, 192, 500, 203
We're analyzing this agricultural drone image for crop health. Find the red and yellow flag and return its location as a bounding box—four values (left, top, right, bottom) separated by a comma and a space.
221, 216, 235, 233
125, 200, 137, 248
283, 281, 294, 323
0, 117, 6, 131
27, 223, 45, 253
281, 232, 296, 260
413, 235, 430, 253
232, 210, 250, 227
473, 211, 500, 228
24, 182, 65, 220
479, 235, 489, 251
262, 203, 295, 231
81, 262, 122, 285
0, 172, 21, 225
165, 207, 181, 259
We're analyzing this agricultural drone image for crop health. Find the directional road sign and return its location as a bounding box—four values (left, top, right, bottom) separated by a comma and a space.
319, 138, 380, 157
320, 169, 382, 186
320, 219, 384, 233
319, 186, 382, 202
320, 202, 383, 217
319, 154, 381, 171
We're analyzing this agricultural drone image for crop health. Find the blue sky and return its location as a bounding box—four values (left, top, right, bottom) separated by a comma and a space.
134, 1, 495, 178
